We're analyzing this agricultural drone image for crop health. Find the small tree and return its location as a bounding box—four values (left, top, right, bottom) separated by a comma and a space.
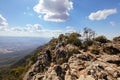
83, 27, 89, 39
58, 34, 65, 41
67, 32, 82, 46
83, 27, 95, 40
94, 35, 108, 43
83, 39, 93, 47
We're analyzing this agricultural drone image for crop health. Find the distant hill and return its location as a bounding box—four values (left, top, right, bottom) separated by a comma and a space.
0, 36, 49, 68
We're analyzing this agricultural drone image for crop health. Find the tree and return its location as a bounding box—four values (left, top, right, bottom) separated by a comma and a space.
58, 34, 65, 42
83, 27, 95, 40
94, 35, 108, 43
83, 27, 89, 39
67, 32, 82, 46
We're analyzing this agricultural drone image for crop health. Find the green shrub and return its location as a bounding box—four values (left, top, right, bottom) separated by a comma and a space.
49, 38, 58, 50
30, 55, 37, 63
10, 66, 24, 77
90, 49, 100, 55
58, 34, 65, 41
67, 32, 82, 46
103, 46, 120, 55
94, 35, 108, 43
70, 48, 79, 54
83, 39, 93, 47
50, 42, 56, 50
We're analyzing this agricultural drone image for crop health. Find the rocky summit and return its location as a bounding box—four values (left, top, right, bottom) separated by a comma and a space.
23, 33, 120, 80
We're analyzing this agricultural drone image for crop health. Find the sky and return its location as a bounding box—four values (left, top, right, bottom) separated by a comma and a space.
0, 0, 120, 39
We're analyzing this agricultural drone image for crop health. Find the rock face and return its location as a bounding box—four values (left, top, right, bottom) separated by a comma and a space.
23, 37, 120, 80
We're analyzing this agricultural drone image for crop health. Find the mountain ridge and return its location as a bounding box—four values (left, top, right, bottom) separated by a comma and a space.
0, 32, 120, 80
23, 32, 120, 80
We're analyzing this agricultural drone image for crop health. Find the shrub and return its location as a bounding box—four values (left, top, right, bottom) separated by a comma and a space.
67, 32, 82, 46
49, 38, 58, 50
30, 53, 38, 63
113, 36, 120, 41
103, 46, 120, 55
10, 66, 25, 79
70, 47, 79, 54
94, 35, 108, 43
58, 34, 65, 41
50, 42, 56, 50
83, 39, 93, 47
90, 49, 100, 55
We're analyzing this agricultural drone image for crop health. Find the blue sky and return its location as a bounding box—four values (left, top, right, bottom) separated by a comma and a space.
0, 0, 120, 39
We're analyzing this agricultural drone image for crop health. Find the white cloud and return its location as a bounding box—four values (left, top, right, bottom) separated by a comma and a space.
88, 9, 117, 20
25, 24, 43, 32
66, 26, 76, 33
1, 23, 63, 38
0, 14, 8, 30
33, 0, 73, 22
0, 14, 72, 38
10, 27, 23, 32
10, 24, 43, 32
109, 21, 115, 26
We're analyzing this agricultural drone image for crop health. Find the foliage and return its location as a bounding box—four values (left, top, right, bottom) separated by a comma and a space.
90, 49, 100, 55
94, 35, 108, 43
83, 27, 95, 40
83, 39, 93, 47
58, 34, 65, 41
69, 47, 79, 54
10, 66, 25, 78
103, 46, 120, 55
49, 42, 56, 50
0, 66, 25, 80
67, 32, 82, 46
113, 36, 120, 42
30, 55, 37, 63
49, 38, 58, 50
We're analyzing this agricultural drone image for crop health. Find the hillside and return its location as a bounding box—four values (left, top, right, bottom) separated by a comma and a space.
23, 32, 120, 80
0, 32, 119, 80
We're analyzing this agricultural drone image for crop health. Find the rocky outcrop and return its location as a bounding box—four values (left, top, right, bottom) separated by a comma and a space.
23, 36, 120, 80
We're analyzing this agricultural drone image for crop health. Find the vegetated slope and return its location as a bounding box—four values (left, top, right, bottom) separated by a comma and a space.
0, 46, 46, 80
23, 32, 120, 80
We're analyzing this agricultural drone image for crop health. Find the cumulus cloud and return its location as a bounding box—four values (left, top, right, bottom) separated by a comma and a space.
10, 27, 23, 32
66, 26, 76, 33
10, 24, 43, 32
25, 24, 43, 32
88, 9, 117, 20
0, 14, 8, 30
33, 0, 73, 22
109, 21, 116, 26
6, 23, 63, 37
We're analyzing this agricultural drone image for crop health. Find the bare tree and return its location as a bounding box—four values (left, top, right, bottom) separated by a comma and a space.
83, 27, 89, 39
83, 27, 95, 40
